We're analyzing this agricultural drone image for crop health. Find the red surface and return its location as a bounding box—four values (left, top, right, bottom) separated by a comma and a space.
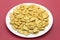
0, 0, 60, 40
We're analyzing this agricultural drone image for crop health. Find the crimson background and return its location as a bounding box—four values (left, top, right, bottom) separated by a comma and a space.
0, 0, 60, 40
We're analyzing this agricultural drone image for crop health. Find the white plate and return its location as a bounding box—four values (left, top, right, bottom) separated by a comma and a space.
6, 3, 53, 38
